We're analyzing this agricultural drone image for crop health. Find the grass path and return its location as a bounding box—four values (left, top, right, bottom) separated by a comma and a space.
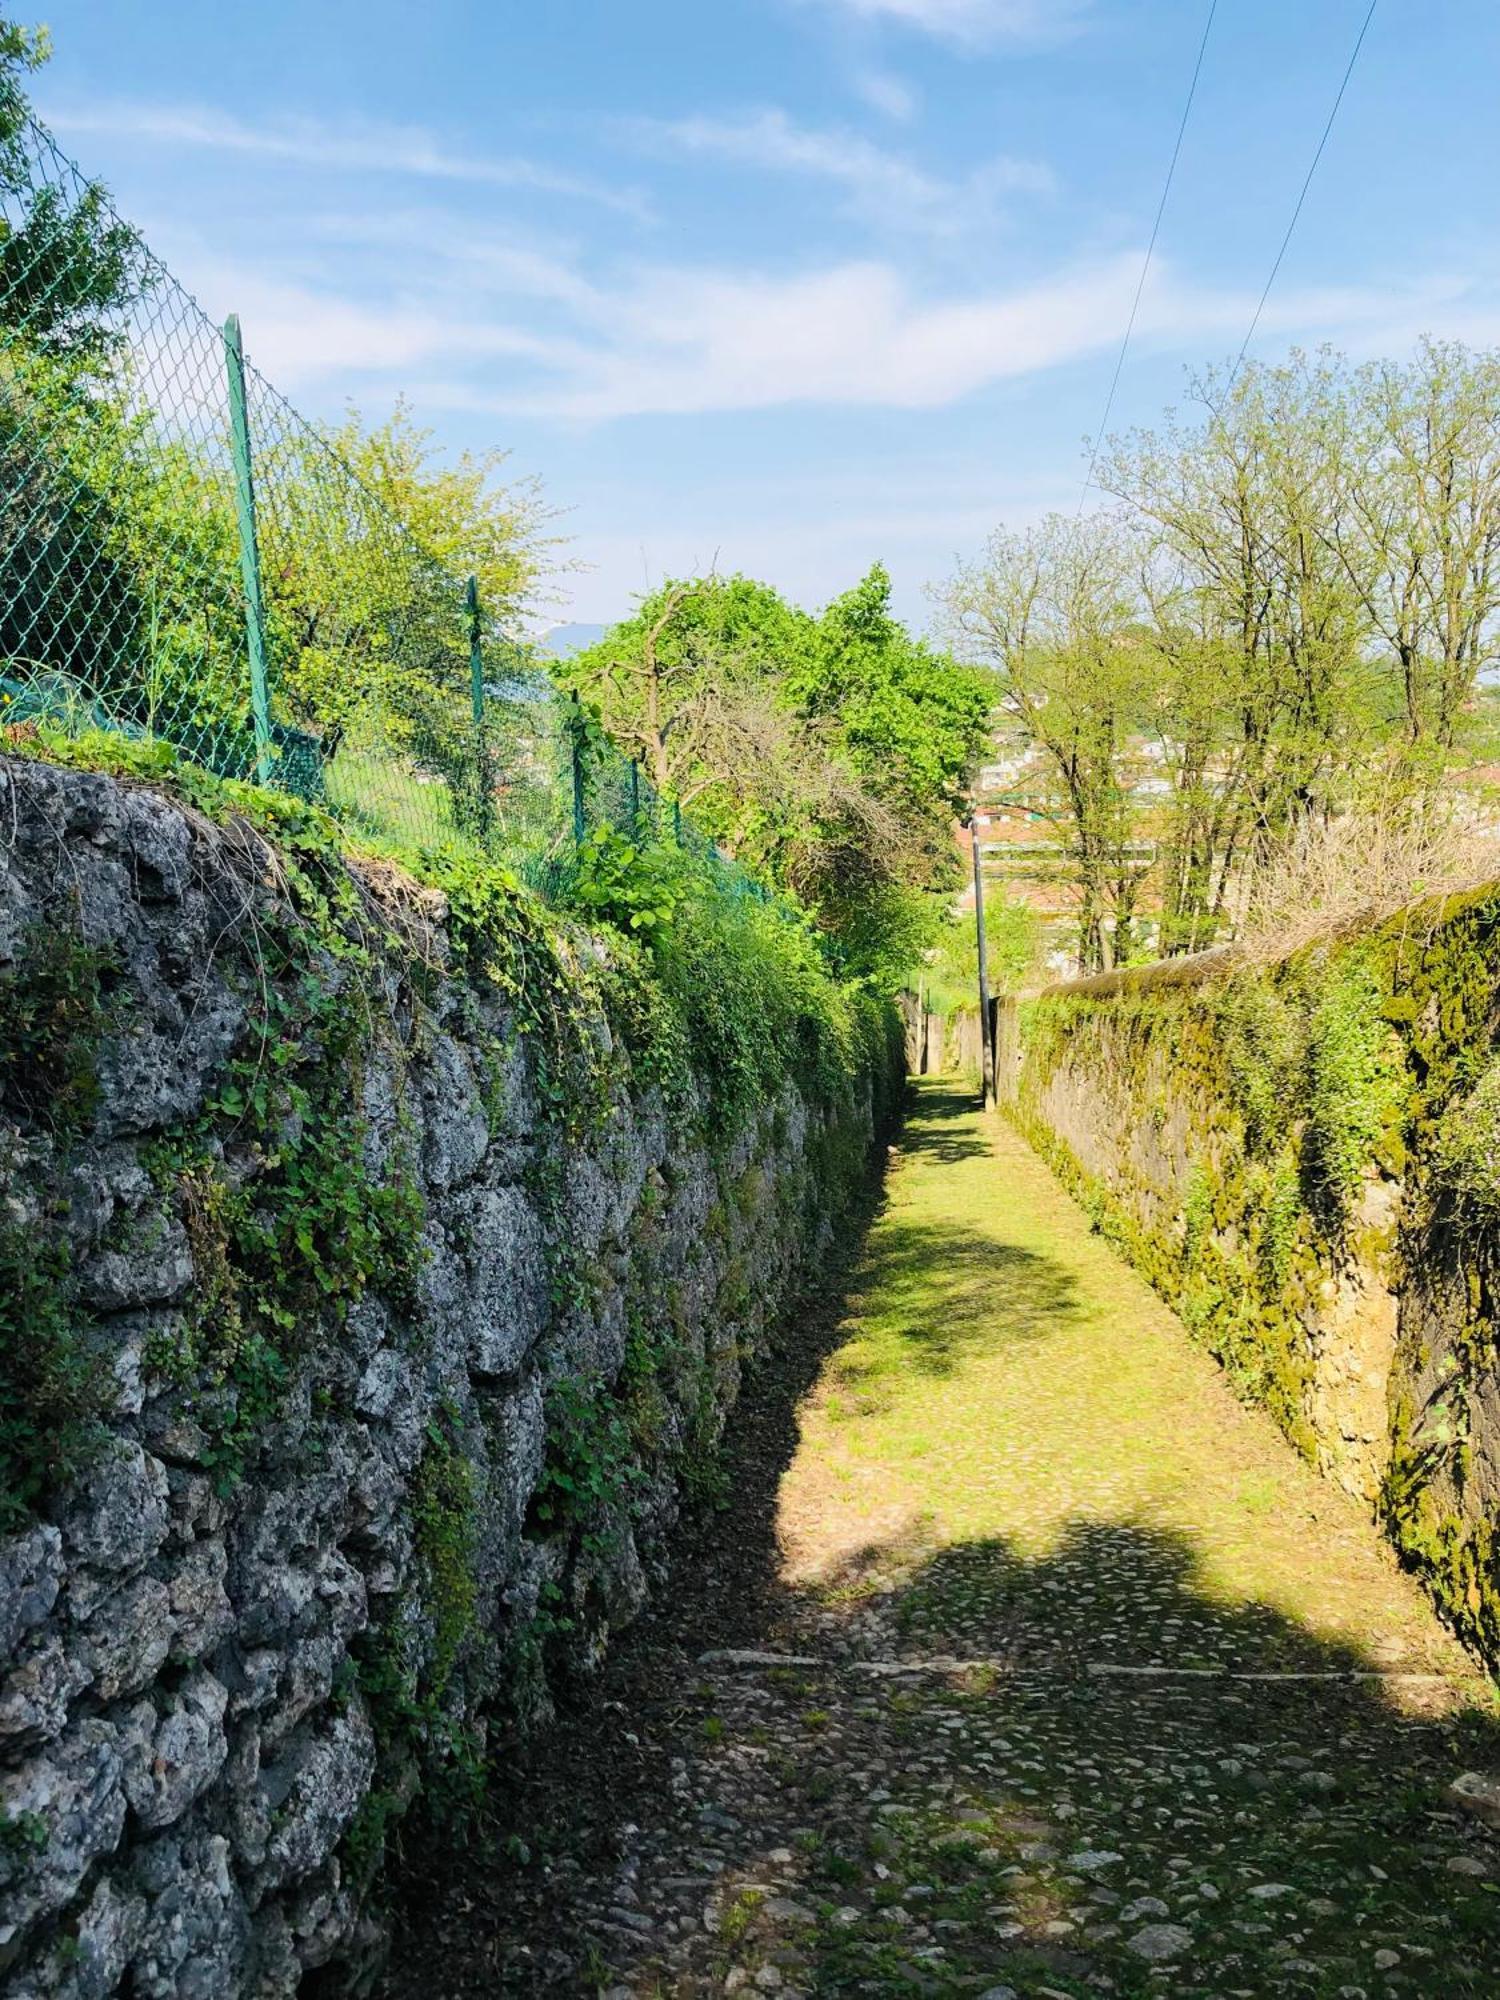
387, 1081, 1500, 1999
780, 1085, 1473, 1677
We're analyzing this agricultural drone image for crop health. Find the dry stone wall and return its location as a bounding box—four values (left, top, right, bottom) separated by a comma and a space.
0, 757, 902, 1997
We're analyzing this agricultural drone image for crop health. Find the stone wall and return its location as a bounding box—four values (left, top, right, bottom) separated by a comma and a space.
0, 757, 903, 1997
1013, 901, 1500, 1674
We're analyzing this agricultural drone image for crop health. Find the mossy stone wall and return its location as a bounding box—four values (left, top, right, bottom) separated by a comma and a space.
0, 757, 903, 1997
1014, 894, 1500, 1672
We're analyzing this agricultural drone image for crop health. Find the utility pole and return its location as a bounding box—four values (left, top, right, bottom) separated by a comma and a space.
970, 815, 992, 1107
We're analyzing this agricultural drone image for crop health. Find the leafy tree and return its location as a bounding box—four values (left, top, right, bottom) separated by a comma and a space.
556, 573, 813, 808
944, 343, 1500, 970
921, 895, 1038, 1012
320, 398, 557, 633
1330, 340, 1500, 766
562, 566, 991, 982
0, 18, 142, 366
0, 14, 165, 730
942, 515, 1158, 972
261, 400, 558, 742
794, 562, 993, 876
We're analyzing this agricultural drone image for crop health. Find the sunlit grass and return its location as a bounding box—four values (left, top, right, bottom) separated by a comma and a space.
780, 1081, 1470, 1671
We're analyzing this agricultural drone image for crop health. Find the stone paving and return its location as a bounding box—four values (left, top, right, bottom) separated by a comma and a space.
384, 1083, 1500, 1999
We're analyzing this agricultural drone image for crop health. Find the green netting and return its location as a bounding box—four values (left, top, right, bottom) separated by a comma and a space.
0, 108, 761, 904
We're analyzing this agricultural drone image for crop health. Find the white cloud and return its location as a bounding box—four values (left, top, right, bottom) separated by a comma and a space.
626, 108, 1053, 233
148, 246, 596, 391
853, 70, 920, 120
412, 257, 1497, 424
154, 199, 1500, 430
805, 0, 1091, 48
41, 100, 650, 218
297, 209, 606, 315
505, 253, 1148, 418
185, 246, 1144, 412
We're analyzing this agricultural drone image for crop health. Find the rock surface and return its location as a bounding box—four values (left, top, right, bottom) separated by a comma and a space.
0, 757, 900, 1996
378, 1088, 1500, 2000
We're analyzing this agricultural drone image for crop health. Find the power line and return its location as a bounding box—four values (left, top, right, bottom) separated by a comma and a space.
1077, 0, 1218, 514
1225, 0, 1379, 392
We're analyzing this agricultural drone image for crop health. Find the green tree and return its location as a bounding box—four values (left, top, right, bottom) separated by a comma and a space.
1329, 340, 1500, 768
941, 514, 1159, 973
796, 562, 993, 878
0, 18, 142, 366
261, 400, 557, 742
563, 567, 990, 982
1102, 354, 1376, 870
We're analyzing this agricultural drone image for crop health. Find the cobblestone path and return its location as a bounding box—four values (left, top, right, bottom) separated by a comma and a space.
386, 1083, 1500, 1999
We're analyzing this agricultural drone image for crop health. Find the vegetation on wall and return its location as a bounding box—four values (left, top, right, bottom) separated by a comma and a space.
1015, 887, 1500, 1665
556, 565, 993, 984
0, 723, 902, 1911
0, 924, 116, 1527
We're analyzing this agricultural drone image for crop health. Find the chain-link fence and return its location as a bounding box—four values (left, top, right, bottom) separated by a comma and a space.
0, 105, 752, 900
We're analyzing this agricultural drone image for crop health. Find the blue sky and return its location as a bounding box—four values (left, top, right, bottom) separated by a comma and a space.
30, 0, 1500, 629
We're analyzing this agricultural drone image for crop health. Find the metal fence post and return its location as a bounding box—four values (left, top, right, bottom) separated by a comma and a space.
223, 314, 273, 786
629, 759, 640, 832
672, 798, 682, 847
465, 575, 493, 843
570, 698, 587, 847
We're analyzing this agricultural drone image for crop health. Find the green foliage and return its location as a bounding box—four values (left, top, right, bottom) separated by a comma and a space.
561, 565, 991, 984
411, 1410, 481, 1704
0, 919, 110, 1134
0, 1807, 47, 1861
1433, 1056, 1500, 1216
530, 1372, 638, 1545
919, 895, 1040, 1020
565, 823, 692, 938
0, 20, 141, 366
1217, 976, 1306, 1157
1302, 955, 1407, 1217
648, 884, 878, 1124
792, 562, 993, 840
0, 1220, 101, 1532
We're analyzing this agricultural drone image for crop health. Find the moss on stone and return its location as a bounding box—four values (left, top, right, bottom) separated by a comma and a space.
1016, 892, 1500, 1667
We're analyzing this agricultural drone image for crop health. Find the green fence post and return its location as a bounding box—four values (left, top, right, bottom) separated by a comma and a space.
570, 697, 587, 847
223, 314, 273, 786
629, 758, 640, 832
465, 575, 493, 843
672, 798, 682, 847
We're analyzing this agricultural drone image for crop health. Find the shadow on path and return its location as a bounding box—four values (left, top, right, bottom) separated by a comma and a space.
378, 1084, 1500, 1999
